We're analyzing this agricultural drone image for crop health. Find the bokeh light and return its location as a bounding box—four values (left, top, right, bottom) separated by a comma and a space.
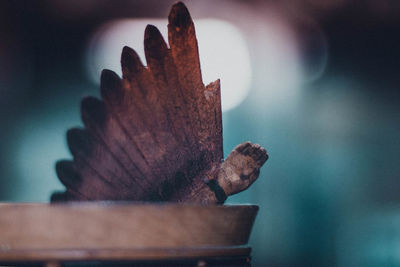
85, 18, 252, 112
1, 1, 400, 266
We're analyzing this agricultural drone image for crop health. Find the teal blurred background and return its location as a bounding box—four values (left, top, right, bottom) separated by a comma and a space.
1, 1, 400, 266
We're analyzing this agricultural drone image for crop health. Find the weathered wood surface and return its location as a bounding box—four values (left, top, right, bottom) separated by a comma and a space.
0, 247, 251, 262
0, 203, 258, 250
53, 2, 268, 203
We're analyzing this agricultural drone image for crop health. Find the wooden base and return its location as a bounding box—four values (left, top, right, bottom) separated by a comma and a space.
0, 247, 251, 266
0, 203, 257, 266
0, 247, 251, 260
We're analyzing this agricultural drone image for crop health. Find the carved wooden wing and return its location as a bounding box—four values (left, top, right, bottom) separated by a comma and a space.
52, 2, 268, 204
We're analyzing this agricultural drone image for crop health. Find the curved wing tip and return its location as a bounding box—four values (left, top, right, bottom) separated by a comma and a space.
101, 69, 119, 79
145, 24, 159, 35
121, 45, 144, 74
169, 2, 192, 28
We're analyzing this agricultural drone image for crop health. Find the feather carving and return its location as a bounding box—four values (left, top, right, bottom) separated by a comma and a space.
52, 2, 268, 204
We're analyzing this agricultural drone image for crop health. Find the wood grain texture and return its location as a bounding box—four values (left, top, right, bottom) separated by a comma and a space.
53, 2, 268, 203
0, 247, 251, 262
0, 203, 258, 250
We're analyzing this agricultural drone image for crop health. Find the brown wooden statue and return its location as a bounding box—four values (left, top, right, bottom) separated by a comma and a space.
52, 2, 268, 204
